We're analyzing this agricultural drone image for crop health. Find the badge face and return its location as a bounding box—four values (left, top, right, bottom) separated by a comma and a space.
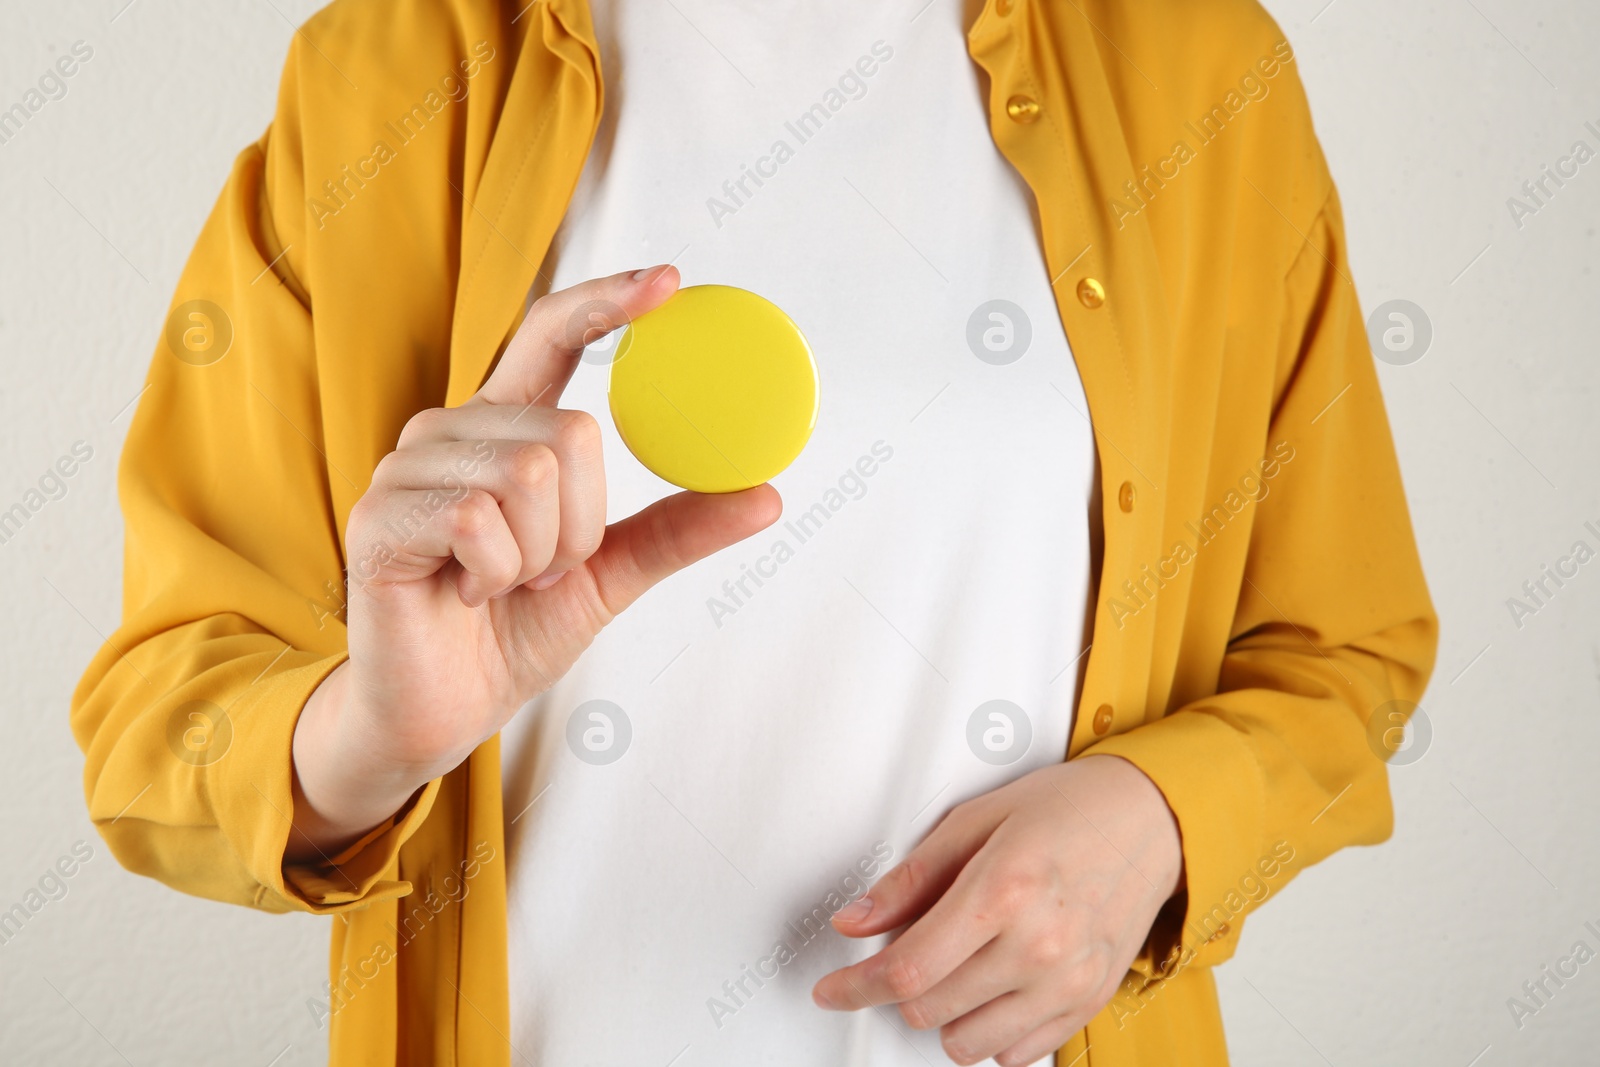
608, 284, 819, 494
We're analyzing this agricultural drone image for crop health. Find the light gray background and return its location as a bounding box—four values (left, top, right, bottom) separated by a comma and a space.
2, 0, 1596, 1064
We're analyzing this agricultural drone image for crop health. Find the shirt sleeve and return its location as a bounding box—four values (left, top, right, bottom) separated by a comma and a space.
69, 40, 441, 916
1084, 185, 1439, 982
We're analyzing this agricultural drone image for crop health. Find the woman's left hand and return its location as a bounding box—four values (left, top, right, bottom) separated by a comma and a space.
812, 754, 1185, 1066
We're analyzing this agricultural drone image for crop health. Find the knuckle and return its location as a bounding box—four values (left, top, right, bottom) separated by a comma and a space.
564, 296, 625, 346
553, 408, 603, 457
889, 855, 929, 900
490, 554, 523, 588
1055, 959, 1100, 1005
880, 955, 925, 1002
508, 443, 558, 488
564, 518, 604, 561
989, 862, 1046, 914
369, 449, 404, 487
1024, 928, 1070, 969
472, 551, 518, 592
449, 490, 499, 540
527, 289, 561, 321
931, 798, 986, 844
397, 406, 448, 447
898, 998, 939, 1031
932, 801, 969, 837
943, 796, 985, 829
346, 492, 379, 533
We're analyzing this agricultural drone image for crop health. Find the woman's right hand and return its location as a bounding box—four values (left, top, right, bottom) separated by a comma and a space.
286, 265, 781, 861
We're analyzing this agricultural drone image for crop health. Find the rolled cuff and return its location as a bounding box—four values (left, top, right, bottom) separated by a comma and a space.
1081, 708, 1269, 977
213, 650, 440, 914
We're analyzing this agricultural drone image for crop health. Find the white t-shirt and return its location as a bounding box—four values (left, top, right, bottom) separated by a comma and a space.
500, 0, 1097, 1063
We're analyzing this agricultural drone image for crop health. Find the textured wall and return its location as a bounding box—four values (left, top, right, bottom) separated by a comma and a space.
0, 0, 1595, 1064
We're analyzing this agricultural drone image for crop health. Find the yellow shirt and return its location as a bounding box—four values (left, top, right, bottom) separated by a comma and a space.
71, 0, 1437, 1063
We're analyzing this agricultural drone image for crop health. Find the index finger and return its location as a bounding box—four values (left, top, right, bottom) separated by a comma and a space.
812, 842, 1004, 1012
471, 263, 679, 408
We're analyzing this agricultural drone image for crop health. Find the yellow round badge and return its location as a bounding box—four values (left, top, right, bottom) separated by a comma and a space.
608, 284, 819, 494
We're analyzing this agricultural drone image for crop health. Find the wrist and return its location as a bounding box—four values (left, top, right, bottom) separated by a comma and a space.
286, 661, 427, 863
1073, 754, 1186, 902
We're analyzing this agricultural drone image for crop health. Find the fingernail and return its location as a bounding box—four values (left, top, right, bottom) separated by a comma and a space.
532, 570, 569, 591
812, 986, 836, 1010
833, 896, 873, 924
632, 263, 671, 283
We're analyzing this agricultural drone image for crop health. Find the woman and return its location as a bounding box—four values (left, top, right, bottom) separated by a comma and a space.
72, 0, 1436, 1063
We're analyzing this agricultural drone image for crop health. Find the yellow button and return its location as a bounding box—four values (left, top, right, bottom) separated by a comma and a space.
1208, 923, 1230, 943
1005, 95, 1040, 123
609, 285, 819, 493
995, 0, 1014, 14
1118, 480, 1135, 512
1092, 703, 1114, 735
1077, 277, 1106, 309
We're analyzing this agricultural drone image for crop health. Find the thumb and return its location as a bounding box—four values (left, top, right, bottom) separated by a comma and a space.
585, 484, 782, 618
